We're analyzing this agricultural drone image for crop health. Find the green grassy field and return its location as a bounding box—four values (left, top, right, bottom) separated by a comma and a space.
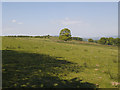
2, 37, 118, 88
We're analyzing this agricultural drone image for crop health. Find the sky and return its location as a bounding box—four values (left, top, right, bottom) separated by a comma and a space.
2, 2, 118, 38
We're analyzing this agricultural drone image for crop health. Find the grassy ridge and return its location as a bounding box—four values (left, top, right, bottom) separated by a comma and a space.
2, 37, 118, 88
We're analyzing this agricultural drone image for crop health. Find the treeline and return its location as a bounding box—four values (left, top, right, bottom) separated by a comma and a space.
5, 35, 83, 41
72, 37, 83, 41
4, 35, 120, 45
88, 37, 120, 46
5, 35, 51, 38
34, 35, 51, 38
6, 35, 33, 37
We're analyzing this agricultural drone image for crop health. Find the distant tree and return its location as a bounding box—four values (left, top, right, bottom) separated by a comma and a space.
79, 38, 83, 41
59, 28, 72, 41
114, 38, 120, 46
106, 37, 114, 45
98, 37, 107, 44
47, 35, 50, 38
88, 38, 94, 42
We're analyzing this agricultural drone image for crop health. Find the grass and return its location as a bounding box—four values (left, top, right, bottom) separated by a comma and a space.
2, 37, 118, 88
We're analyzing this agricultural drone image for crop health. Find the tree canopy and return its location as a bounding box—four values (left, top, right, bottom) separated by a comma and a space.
59, 28, 72, 41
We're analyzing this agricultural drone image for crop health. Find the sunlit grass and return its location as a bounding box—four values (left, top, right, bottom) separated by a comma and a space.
2, 37, 118, 88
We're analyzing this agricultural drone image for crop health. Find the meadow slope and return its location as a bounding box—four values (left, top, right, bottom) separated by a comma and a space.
2, 37, 118, 88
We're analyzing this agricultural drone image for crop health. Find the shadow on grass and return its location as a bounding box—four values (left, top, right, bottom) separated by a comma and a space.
2, 50, 97, 88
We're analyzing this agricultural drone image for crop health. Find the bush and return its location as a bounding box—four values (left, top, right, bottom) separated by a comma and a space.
88, 38, 94, 42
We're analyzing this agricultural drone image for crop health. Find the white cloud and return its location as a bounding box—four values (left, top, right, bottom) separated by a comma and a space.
11, 19, 23, 25
60, 18, 82, 25
17, 22, 23, 25
11, 19, 16, 23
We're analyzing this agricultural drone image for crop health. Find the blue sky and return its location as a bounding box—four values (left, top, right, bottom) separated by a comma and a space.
2, 2, 118, 38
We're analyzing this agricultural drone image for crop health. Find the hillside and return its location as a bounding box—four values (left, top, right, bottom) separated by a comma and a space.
2, 37, 118, 88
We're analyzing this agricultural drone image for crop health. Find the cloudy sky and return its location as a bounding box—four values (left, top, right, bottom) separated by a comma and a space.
2, 2, 118, 38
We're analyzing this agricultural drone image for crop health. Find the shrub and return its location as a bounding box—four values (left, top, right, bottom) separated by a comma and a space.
88, 38, 94, 42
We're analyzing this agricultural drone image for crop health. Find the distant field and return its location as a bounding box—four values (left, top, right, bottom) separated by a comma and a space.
2, 37, 118, 88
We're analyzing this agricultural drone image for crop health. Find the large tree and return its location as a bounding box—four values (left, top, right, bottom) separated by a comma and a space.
59, 28, 72, 41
